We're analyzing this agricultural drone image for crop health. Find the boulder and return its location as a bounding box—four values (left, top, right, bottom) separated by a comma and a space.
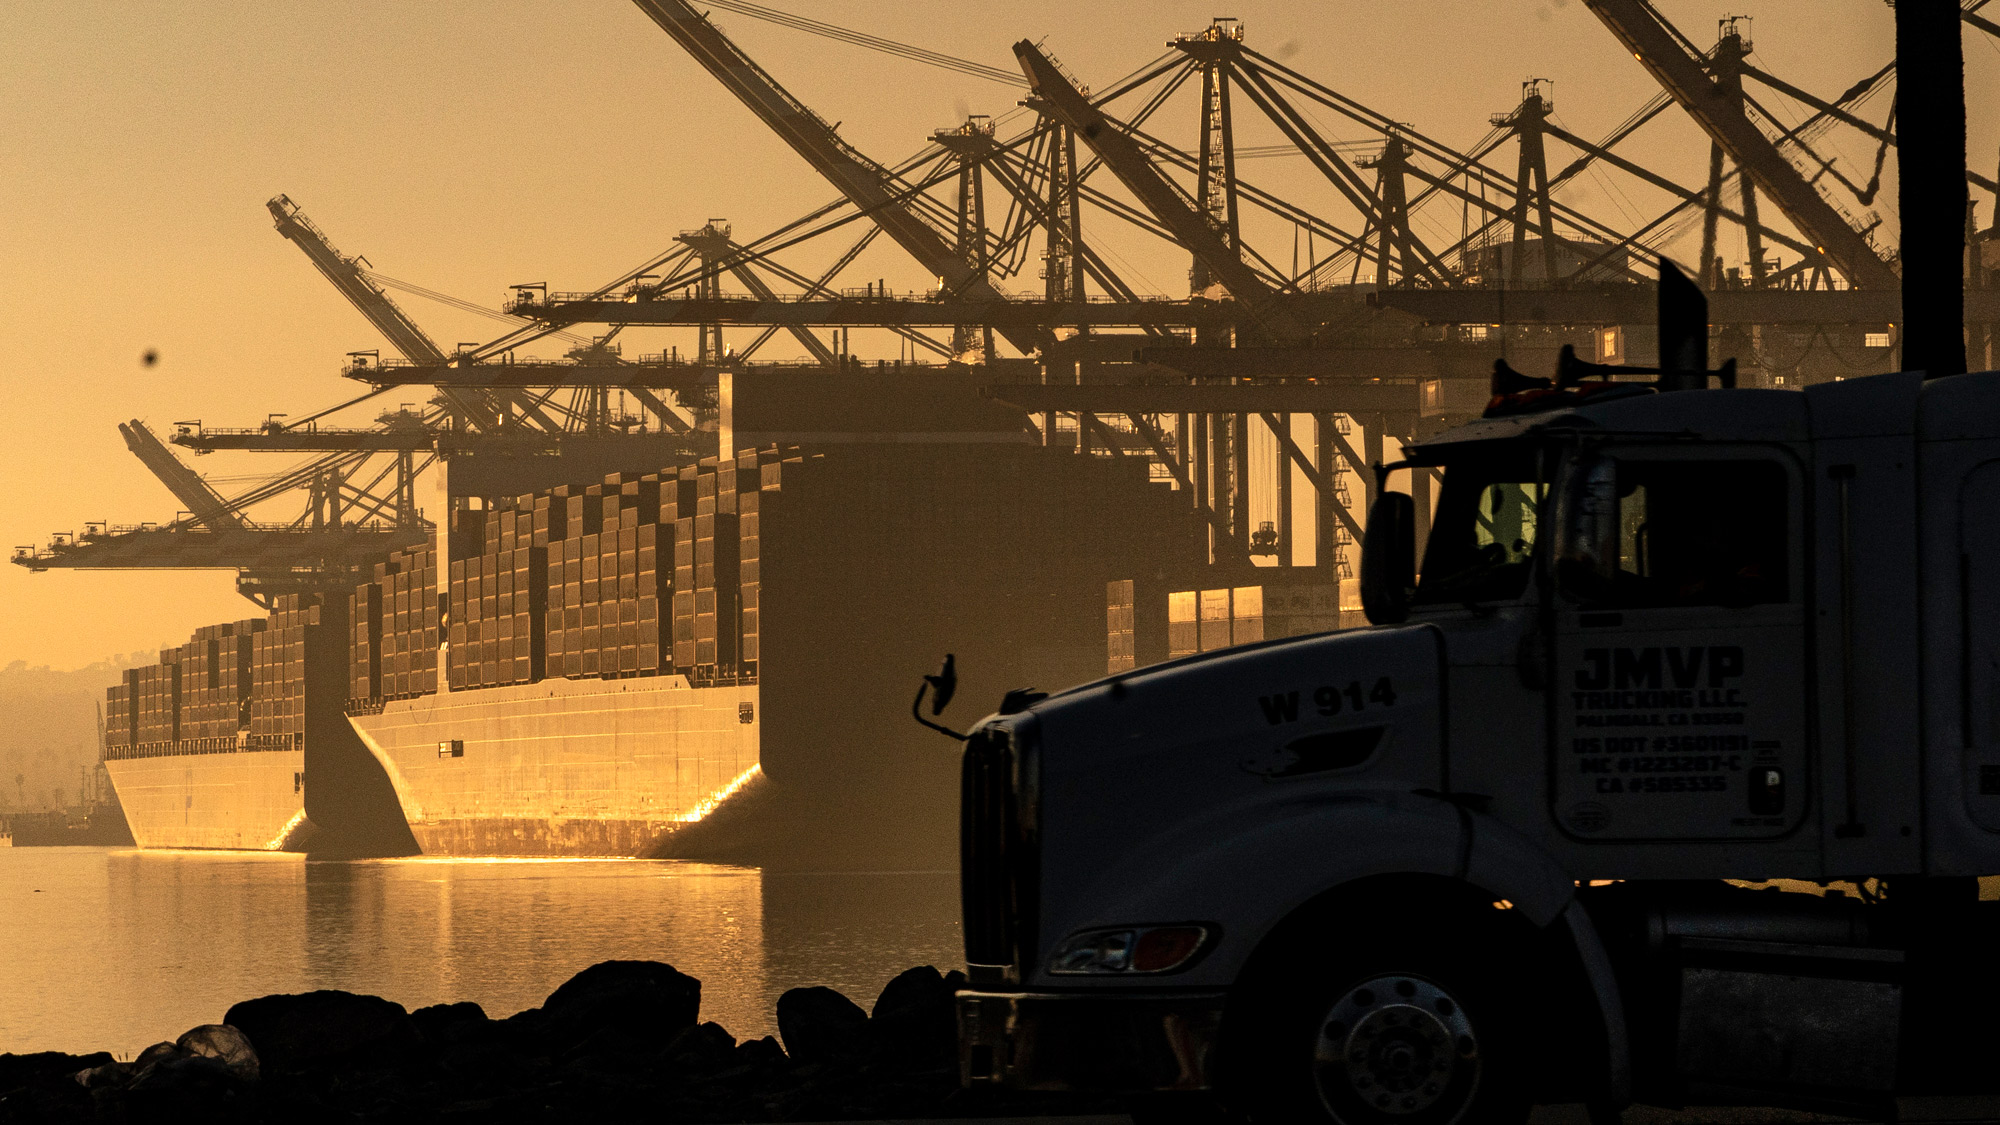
869, 965, 963, 1066
222, 990, 421, 1074
411, 1000, 489, 1047
0, 1050, 112, 1092
776, 985, 870, 1065
655, 1020, 738, 1075
536, 960, 701, 1052
734, 1034, 786, 1071
176, 1024, 260, 1082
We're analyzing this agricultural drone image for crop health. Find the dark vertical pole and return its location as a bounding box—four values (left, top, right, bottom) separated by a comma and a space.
1897, 0, 1968, 378
1066, 126, 1086, 314
1699, 143, 1725, 289
1192, 413, 1211, 559
1316, 415, 1336, 571
1277, 414, 1293, 566
1412, 466, 1432, 559
1363, 416, 1385, 510
1232, 412, 1251, 549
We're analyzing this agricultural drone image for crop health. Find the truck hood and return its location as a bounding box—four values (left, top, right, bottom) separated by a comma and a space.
1010, 623, 1454, 982
1024, 621, 1448, 842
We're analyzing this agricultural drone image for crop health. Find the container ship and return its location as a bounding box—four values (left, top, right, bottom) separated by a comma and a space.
100, 372, 1215, 863
104, 609, 312, 851
102, 593, 418, 855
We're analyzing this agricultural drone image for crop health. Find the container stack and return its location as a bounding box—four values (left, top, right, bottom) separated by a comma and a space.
1167, 591, 1200, 661
367, 543, 439, 702
348, 581, 381, 706
249, 594, 319, 751
105, 601, 338, 761
692, 460, 739, 677
543, 472, 660, 681
130, 660, 179, 750
1107, 578, 1171, 673
548, 485, 594, 678
737, 452, 779, 678
105, 680, 134, 755
447, 503, 546, 689
174, 621, 257, 748
1160, 582, 1353, 662
671, 467, 696, 673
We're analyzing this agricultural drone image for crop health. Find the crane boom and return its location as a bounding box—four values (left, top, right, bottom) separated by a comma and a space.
1012, 41, 1309, 344
723, 258, 839, 365
267, 195, 450, 364
629, 0, 1049, 353
1581, 0, 1900, 289
118, 420, 246, 531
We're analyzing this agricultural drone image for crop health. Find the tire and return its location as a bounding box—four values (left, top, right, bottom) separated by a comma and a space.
1219, 895, 1538, 1125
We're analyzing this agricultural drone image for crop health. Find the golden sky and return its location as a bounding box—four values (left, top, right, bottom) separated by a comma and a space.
0, 0, 1983, 669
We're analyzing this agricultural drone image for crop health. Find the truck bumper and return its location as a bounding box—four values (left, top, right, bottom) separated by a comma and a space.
957, 989, 1226, 1092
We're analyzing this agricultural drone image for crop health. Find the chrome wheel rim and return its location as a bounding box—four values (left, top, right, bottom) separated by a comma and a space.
1313, 973, 1480, 1119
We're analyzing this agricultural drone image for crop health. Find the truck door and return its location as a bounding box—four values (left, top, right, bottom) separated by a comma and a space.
1550, 449, 1810, 841
1960, 462, 2000, 830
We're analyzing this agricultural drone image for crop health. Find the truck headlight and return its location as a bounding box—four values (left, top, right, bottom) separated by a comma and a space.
1047, 924, 1212, 975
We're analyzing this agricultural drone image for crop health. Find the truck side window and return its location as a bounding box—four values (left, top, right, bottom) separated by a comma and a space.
1609, 460, 1788, 608
1415, 449, 1547, 605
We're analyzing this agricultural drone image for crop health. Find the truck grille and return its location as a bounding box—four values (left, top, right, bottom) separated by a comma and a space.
961, 723, 1037, 975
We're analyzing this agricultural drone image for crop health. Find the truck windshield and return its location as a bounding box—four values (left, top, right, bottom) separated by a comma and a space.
1413, 449, 1546, 605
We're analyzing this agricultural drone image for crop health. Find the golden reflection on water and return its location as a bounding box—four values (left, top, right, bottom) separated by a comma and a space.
0, 848, 957, 1058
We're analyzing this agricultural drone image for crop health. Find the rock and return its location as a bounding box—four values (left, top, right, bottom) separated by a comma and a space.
0, 1054, 106, 1124
869, 965, 963, 1067
126, 1052, 240, 1093
656, 1021, 738, 1073
133, 1041, 183, 1068
734, 1034, 786, 1071
223, 990, 421, 1074
411, 1001, 489, 1047
536, 960, 701, 1052
0, 1050, 112, 1093
72, 1062, 125, 1090
177, 1024, 260, 1082
776, 985, 870, 1065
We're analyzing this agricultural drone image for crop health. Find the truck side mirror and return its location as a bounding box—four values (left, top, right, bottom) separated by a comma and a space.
912, 654, 969, 743
1554, 455, 1620, 601
1361, 492, 1416, 625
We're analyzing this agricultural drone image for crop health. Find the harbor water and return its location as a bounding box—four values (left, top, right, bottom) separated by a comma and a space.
0, 847, 959, 1058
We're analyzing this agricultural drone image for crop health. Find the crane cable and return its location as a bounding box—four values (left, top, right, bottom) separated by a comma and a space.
699, 0, 1026, 87
360, 269, 593, 346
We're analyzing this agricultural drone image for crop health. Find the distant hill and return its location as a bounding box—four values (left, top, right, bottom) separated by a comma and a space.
0, 654, 154, 811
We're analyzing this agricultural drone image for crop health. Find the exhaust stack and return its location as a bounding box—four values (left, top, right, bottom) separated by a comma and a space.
1897, 0, 1969, 378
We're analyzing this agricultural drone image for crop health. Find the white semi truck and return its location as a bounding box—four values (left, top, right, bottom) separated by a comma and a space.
944, 282, 2000, 1121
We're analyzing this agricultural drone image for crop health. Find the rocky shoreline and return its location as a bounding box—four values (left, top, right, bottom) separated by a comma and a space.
0, 961, 1109, 1123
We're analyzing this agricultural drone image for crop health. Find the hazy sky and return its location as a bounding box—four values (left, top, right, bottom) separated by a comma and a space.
1, 1, 1988, 669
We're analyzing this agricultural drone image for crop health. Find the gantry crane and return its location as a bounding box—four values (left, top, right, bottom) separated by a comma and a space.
629, 0, 1054, 355
1014, 37, 1309, 346
1582, 0, 1901, 289
117, 420, 246, 532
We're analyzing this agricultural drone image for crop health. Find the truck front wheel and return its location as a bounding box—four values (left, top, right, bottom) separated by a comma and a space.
1222, 907, 1536, 1124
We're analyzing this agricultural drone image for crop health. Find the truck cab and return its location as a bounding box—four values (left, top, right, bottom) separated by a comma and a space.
956, 365, 2000, 1122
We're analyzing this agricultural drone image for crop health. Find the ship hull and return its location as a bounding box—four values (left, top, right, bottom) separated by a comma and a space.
347, 676, 759, 857
103, 750, 307, 850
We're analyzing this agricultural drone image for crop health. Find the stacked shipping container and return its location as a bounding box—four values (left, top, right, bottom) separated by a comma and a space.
102, 606, 309, 759
1156, 580, 1363, 664
448, 502, 547, 689
349, 544, 439, 705
105, 681, 133, 754
549, 472, 660, 680
344, 448, 806, 705
174, 620, 259, 748
248, 594, 322, 751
